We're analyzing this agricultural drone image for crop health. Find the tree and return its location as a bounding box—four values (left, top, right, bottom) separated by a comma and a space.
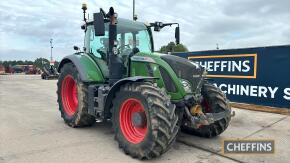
54, 61, 60, 68
158, 42, 188, 54
34, 58, 50, 69
174, 44, 189, 52
1, 58, 55, 70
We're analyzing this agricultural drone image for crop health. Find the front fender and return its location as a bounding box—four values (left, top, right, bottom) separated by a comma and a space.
58, 54, 105, 83
104, 76, 157, 118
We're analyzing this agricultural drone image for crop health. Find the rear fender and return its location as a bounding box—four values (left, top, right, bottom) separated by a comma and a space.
58, 54, 105, 83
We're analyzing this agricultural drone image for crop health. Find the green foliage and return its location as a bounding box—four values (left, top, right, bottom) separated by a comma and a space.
1, 60, 33, 68
158, 42, 188, 54
33, 58, 50, 68
0, 58, 59, 69
174, 44, 189, 52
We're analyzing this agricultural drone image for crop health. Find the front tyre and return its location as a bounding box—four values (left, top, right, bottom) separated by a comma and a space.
112, 82, 179, 159
181, 82, 231, 138
57, 63, 95, 127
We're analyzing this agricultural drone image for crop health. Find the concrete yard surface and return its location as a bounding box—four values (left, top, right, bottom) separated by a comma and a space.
0, 75, 289, 163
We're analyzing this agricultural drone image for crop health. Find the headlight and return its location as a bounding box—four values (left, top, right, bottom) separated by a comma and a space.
180, 79, 192, 93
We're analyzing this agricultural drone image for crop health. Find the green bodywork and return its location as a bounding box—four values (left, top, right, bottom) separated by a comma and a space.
76, 54, 106, 82
130, 52, 187, 101
67, 51, 187, 102
60, 53, 106, 83
60, 18, 187, 102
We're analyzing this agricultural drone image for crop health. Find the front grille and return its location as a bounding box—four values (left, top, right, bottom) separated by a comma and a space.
161, 55, 204, 93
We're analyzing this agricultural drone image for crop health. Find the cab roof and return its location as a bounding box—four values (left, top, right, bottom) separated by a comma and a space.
86, 18, 148, 33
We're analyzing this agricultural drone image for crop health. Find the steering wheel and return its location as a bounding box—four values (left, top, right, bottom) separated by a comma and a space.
117, 44, 132, 65
97, 48, 107, 60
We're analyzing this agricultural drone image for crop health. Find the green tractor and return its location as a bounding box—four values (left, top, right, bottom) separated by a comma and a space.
57, 4, 232, 160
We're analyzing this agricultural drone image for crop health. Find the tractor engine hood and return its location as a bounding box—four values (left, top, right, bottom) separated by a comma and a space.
160, 54, 205, 93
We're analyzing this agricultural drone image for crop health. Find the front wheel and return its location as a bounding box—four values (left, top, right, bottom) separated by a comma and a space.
181, 82, 231, 138
112, 82, 179, 159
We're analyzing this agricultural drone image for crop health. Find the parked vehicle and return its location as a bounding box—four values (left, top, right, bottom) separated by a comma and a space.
57, 4, 232, 160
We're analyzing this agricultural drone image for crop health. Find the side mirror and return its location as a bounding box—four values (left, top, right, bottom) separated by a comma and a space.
93, 13, 105, 36
175, 26, 180, 44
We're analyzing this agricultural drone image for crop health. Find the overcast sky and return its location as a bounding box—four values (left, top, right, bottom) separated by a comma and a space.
0, 0, 289, 61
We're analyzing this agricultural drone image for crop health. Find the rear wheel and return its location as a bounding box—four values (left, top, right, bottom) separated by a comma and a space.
112, 82, 179, 159
57, 63, 95, 127
181, 82, 231, 138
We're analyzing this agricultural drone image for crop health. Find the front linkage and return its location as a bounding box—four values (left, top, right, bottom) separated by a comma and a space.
181, 81, 234, 138
183, 86, 232, 129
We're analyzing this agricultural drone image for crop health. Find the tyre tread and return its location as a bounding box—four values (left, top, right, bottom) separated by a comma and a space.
112, 82, 179, 159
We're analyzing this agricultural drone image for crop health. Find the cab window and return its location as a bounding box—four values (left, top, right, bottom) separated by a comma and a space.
90, 29, 108, 59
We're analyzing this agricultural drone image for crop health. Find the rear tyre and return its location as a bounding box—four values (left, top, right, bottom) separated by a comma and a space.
181, 82, 231, 138
112, 82, 179, 159
57, 63, 95, 127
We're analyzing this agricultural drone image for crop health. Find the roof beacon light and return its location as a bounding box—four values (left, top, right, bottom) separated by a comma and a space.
82, 3, 87, 22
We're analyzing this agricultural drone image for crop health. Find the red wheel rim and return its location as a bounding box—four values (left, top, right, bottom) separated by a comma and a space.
61, 75, 78, 116
119, 98, 148, 144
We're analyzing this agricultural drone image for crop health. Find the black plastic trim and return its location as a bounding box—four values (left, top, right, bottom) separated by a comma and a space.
58, 55, 89, 82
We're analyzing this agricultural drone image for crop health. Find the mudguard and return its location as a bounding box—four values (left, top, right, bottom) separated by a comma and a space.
58, 54, 105, 83
104, 76, 157, 118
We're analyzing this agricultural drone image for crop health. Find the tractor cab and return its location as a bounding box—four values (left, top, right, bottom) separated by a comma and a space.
85, 18, 153, 56
84, 18, 153, 79
80, 6, 180, 84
